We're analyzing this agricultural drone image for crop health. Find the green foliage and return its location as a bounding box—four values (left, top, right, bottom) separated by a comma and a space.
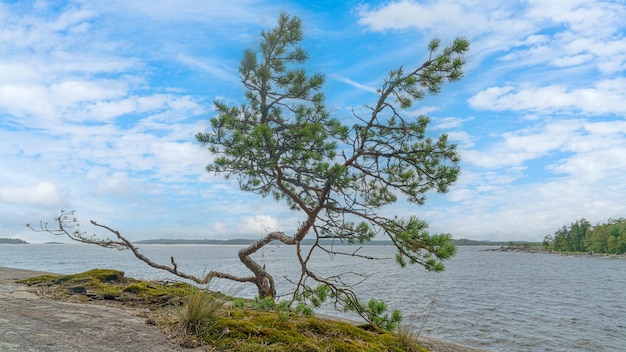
391, 216, 456, 271
252, 296, 277, 310
346, 298, 403, 332
233, 297, 246, 308
544, 217, 626, 254
293, 303, 314, 317
196, 11, 468, 324
293, 284, 331, 309
197, 11, 466, 265
230, 294, 315, 319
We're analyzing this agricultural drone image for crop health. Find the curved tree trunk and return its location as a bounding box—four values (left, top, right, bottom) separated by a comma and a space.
237, 230, 298, 298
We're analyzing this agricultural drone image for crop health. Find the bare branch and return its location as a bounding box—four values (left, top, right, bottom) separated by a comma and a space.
31, 210, 254, 286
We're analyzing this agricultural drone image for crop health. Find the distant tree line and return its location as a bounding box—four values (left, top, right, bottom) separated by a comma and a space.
0, 237, 28, 244
453, 239, 541, 246
135, 238, 523, 246
543, 218, 626, 254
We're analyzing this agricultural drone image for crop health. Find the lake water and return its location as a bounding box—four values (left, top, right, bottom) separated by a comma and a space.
1, 244, 624, 351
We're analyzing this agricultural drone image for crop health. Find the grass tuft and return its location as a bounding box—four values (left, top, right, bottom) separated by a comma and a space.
175, 289, 220, 335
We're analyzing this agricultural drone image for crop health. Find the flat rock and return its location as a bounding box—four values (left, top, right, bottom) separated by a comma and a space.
0, 267, 193, 352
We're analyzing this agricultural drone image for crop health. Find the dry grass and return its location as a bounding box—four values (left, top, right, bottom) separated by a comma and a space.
176, 289, 220, 334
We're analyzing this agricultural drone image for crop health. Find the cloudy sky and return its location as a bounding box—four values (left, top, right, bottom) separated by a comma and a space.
1, 0, 625, 243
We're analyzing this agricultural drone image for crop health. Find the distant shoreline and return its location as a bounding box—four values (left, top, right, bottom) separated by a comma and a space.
133, 238, 534, 246
2, 237, 540, 246
485, 244, 626, 259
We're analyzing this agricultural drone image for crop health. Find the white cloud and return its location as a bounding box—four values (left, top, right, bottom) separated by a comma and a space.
468, 79, 626, 116
152, 141, 208, 181
356, 0, 535, 61
446, 130, 475, 148
430, 169, 626, 241
85, 94, 204, 121
551, 54, 594, 68
53, 79, 126, 105
526, 0, 624, 34
435, 118, 626, 240
503, 122, 580, 155
0, 77, 206, 126
93, 0, 266, 23
357, 1, 495, 36
178, 54, 240, 83
507, 1, 626, 74
431, 116, 471, 130
461, 119, 626, 171
550, 147, 626, 181
357, 0, 626, 79
0, 182, 66, 208
237, 215, 283, 236
2, 1, 626, 245
87, 99, 137, 120
330, 74, 378, 94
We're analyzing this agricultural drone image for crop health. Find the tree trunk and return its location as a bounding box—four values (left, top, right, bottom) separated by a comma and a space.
237, 230, 298, 298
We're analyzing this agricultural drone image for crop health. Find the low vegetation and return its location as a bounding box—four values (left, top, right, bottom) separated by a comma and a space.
19, 269, 427, 351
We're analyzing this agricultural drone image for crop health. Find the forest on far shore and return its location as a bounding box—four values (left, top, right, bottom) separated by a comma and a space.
543, 217, 626, 255
0, 237, 536, 247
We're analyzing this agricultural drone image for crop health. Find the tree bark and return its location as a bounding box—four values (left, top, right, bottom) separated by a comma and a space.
237, 231, 297, 298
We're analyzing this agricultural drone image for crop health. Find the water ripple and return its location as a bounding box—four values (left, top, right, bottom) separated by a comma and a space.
1, 244, 624, 351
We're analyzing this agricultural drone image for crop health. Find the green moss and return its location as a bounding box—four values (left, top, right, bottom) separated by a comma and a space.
205, 309, 423, 352
17, 274, 62, 285
122, 282, 148, 294
20, 269, 196, 306
74, 269, 125, 282
100, 286, 122, 300
21, 269, 427, 352
19, 269, 126, 287
55, 269, 125, 285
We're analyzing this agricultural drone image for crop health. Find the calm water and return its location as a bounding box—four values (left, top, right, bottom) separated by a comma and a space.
1, 244, 624, 351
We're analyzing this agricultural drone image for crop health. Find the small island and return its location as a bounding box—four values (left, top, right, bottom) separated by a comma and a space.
0, 238, 28, 244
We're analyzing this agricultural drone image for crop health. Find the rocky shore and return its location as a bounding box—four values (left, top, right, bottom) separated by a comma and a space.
0, 267, 487, 352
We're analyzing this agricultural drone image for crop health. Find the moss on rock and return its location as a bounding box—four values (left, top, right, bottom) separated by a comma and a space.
21, 269, 427, 352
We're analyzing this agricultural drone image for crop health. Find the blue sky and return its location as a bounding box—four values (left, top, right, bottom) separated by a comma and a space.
1, 0, 625, 243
